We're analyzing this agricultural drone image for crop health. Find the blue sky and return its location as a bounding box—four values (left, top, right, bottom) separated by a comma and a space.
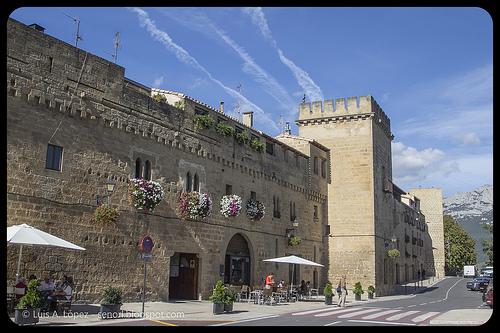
10, 7, 493, 197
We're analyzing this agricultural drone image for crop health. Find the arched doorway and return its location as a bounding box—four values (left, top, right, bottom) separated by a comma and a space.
225, 234, 251, 285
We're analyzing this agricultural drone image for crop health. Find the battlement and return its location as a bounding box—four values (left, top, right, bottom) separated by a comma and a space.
297, 96, 391, 136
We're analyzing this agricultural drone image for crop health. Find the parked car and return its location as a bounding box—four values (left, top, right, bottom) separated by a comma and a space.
466, 277, 490, 291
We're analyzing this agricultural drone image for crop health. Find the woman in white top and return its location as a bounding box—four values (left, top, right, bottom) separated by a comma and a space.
46, 276, 73, 311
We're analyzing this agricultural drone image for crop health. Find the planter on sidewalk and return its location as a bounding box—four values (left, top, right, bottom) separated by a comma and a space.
14, 308, 40, 326
213, 303, 224, 314
99, 304, 122, 319
224, 303, 233, 312
368, 293, 374, 299
324, 296, 333, 305
354, 294, 362, 301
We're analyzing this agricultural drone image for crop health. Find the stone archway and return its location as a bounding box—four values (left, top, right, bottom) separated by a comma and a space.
224, 233, 251, 285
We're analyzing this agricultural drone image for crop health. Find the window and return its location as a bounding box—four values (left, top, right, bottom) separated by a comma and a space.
144, 160, 151, 180
186, 172, 192, 192
193, 173, 199, 192
226, 184, 232, 195
313, 205, 318, 219
45, 144, 63, 171
321, 159, 327, 178
250, 191, 256, 200
313, 157, 319, 175
290, 202, 296, 221
135, 158, 142, 178
266, 141, 274, 155
273, 196, 281, 218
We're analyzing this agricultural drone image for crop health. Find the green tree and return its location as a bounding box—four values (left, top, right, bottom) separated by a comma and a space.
443, 215, 477, 275
481, 223, 493, 265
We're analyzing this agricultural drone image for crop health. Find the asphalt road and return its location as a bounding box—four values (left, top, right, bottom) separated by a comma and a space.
212, 277, 489, 326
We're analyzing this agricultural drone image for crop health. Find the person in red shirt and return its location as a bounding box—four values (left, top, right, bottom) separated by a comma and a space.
15, 278, 27, 299
265, 272, 275, 290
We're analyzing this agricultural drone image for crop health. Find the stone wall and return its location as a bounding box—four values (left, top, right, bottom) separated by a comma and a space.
6, 18, 329, 302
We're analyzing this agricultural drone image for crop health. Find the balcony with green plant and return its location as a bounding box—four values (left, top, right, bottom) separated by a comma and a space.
193, 114, 214, 131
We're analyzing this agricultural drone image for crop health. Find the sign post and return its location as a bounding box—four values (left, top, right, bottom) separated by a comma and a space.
139, 236, 154, 318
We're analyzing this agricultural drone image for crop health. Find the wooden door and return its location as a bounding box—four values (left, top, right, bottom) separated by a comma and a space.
169, 253, 198, 299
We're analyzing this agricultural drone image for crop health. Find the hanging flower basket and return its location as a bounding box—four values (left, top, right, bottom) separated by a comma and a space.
246, 199, 265, 221
176, 192, 213, 220
288, 235, 301, 247
128, 178, 165, 212
220, 195, 242, 218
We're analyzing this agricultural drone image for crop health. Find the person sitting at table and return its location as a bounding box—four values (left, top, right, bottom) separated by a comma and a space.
15, 277, 27, 299
39, 275, 56, 302
299, 280, 307, 298
47, 276, 73, 312
265, 272, 275, 290
277, 280, 286, 288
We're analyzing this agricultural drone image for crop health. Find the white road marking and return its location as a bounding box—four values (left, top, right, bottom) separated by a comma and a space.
315, 307, 366, 317
407, 305, 417, 308
443, 278, 464, 301
419, 303, 427, 306
386, 310, 420, 321
411, 312, 440, 322
336, 308, 382, 318
324, 321, 342, 326
348, 320, 416, 326
292, 307, 343, 316
210, 315, 280, 326
362, 309, 402, 319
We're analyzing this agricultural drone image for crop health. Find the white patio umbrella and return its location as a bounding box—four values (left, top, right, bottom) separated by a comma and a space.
7, 223, 86, 281
262, 255, 324, 294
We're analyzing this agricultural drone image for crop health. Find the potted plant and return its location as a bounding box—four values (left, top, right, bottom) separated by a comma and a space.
209, 280, 225, 314
246, 199, 265, 221
223, 286, 236, 312
234, 131, 249, 145
216, 123, 235, 137
249, 138, 265, 152
128, 178, 165, 212
367, 285, 375, 299
323, 282, 334, 305
220, 194, 242, 218
15, 279, 43, 325
99, 286, 123, 319
353, 282, 364, 301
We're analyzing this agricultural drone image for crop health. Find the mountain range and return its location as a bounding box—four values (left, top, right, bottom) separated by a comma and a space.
443, 184, 493, 265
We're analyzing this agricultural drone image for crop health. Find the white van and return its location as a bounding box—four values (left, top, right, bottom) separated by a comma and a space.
463, 265, 476, 278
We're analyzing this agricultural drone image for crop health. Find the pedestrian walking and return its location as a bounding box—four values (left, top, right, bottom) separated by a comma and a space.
337, 276, 347, 307
417, 270, 421, 287
336, 281, 342, 303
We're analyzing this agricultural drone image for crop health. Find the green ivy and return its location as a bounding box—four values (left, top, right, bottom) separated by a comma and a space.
209, 280, 226, 304
94, 205, 119, 224
216, 123, 235, 137
193, 115, 214, 131
367, 285, 375, 294
250, 138, 265, 152
234, 131, 249, 144
101, 286, 123, 305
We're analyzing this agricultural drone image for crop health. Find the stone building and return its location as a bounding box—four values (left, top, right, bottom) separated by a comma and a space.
6, 18, 444, 302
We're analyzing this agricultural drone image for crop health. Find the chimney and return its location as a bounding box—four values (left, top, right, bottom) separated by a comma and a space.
220, 101, 224, 113
242, 112, 253, 127
28, 23, 45, 33
284, 122, 291, 135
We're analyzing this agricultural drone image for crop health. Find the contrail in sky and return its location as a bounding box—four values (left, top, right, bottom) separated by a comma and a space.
129, 7, 279, 132
242, 7, 324, 102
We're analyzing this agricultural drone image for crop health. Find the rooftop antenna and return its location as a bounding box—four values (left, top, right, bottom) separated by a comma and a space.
233, 83, 243, 119
105, 32, 121, 63
302, 94, 306, 103
63, 13, 83, 48
278, 115, 285, 134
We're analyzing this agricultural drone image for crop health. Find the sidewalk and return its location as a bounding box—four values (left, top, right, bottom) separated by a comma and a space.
430, 309, 493, 326
8, 277, 441, 326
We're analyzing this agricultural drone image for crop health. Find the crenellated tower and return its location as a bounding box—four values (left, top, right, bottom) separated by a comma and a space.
296, 95, 395, 294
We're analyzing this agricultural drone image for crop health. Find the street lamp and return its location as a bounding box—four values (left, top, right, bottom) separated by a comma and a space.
106, 178, 116, 193
97, 179, 116, 206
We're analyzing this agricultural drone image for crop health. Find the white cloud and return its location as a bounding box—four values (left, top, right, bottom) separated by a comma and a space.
152, 76, 164, 88
129, 7, 279, 133
242, 7, 324, 102
392, 142, 446, 183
